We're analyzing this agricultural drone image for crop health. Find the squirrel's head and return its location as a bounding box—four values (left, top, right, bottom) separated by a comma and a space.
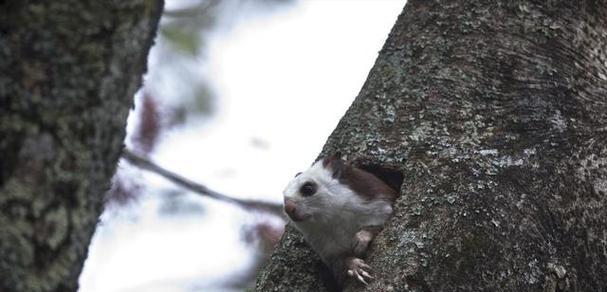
282, 155, 353, 223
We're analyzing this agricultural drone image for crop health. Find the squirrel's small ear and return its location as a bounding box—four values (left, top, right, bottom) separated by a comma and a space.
322, 153, 346, 178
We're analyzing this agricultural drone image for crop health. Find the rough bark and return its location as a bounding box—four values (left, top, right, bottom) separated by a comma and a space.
0, 1, 163, 291
256, 1, 607, 291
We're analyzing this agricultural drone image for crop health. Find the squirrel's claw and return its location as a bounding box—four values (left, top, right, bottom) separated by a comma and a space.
346, 257, 374, 285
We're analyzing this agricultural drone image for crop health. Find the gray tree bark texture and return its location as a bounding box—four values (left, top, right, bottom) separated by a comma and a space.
0, 1, 163, 292
256, 1, 607, 291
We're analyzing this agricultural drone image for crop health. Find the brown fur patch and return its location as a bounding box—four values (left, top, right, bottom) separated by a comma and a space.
322, 156, 397, 202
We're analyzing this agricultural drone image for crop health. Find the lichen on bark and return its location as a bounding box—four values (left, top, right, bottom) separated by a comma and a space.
0, 1, 163, 291
256, 1, 607, 291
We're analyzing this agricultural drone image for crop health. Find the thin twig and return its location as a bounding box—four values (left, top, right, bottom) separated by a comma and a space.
122, 149, 284, 217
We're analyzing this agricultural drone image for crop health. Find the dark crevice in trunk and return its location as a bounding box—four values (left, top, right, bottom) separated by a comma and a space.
358, 164, 405, 195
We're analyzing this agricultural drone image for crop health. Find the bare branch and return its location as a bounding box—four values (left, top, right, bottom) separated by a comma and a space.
122, 149, 284, 217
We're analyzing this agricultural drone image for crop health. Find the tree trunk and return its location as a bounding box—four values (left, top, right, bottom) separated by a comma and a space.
0, 1, 163, 291
256, 1, 607, 291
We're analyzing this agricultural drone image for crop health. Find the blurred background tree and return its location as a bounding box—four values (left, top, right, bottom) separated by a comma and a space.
0, 1, 163, 291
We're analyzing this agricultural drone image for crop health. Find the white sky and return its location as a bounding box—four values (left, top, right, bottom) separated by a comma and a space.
155, 0, 404, 200
79, 1, 404, 292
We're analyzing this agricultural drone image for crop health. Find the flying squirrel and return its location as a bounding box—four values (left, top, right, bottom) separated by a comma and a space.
283, 155, 398, 289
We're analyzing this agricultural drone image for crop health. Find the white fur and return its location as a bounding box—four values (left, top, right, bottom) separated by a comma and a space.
283, 161, 392, 263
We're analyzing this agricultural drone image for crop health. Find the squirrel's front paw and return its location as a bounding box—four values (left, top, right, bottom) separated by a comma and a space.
352, 229, 374, 255
345, 257, 374, 285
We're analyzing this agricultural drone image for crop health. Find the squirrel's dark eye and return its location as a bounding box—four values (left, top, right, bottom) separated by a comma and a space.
299, 181, 317, 197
